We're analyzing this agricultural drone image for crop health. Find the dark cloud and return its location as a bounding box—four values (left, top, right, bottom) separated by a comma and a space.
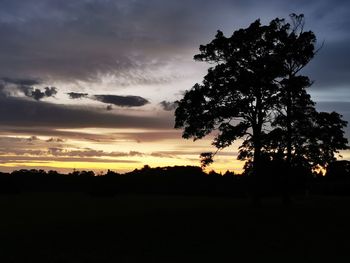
0, 77, 41, 98
160, 100, 177, 111
0, 0, 217, 82
20, 86, 57, 100
44, 87, 57, 97
317, 101, 350, 113
47, 148, 144, 158
68, 92, 149, 108
67, 92, 89, 99
0, 0, 291, 82
305, 39, 350, 89
67, 92, 149, 108
0, 0, 348, 90
0, 77, 56, 100
31, 88, 46, 100
0, 96, 172, 129
1, 77, 40, 86
93, 95, 149, 107
0, 126, 181, 143
46, 137, 65, 143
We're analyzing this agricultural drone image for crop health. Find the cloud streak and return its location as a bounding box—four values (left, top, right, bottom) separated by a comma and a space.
0, 77, 57, 100
0, 96, 172, 129
67, 92, 89, 99
93, 95, 149, 107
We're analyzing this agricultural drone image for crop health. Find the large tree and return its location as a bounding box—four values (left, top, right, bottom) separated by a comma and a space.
175, 15, 348, 187
175, 19, 287, 181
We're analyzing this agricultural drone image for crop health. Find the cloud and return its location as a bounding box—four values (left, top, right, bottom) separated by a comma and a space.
0, 126, 182, 144
24, 87, 56, 100
305, 39, 350, 89
0, 0, 265, 83
27, 135, 40, 142
47, 148, 144, 158
93, 95, 149, 107
0, 0, 348, 93
0, 77, 57, 100
0, 156, 140, 164
0, 135, 141, 156
111, 131, 182, 143
160, 100, 177, 111
46, 137, 65, 143
1, 77, 40, 86
0, 77, 40, 97
68, 92, 149, 108
30, 88, 46, 100
0, 96, 172, 129
44, 87, 57, 97
0, 135, 67, 155
67, 92, 89, 99
21, 86, 57, 100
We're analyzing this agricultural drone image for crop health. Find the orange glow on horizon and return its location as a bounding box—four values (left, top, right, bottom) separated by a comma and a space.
0, 155, 244, 174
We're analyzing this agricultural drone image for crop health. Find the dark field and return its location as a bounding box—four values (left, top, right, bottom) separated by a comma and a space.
1, 193, 350, 262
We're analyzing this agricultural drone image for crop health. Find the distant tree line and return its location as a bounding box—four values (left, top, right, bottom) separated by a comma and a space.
1, 161, 350, 196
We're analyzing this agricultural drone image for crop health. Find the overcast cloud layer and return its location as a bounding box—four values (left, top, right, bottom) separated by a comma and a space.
0, 0, 349, 87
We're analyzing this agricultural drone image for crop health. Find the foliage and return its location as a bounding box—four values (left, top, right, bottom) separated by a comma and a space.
175, 18, 288, 171
175, 14, 348, 174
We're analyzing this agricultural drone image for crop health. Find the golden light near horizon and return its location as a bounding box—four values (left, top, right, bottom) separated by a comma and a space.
0, 131, 245, 174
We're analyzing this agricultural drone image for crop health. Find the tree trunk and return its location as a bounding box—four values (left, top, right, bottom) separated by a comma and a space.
252, 90, 263, 206
252, 133, 262, 206
284, 76, 293, 206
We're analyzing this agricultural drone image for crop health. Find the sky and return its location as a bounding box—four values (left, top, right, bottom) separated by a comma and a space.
0, 0, 349, 174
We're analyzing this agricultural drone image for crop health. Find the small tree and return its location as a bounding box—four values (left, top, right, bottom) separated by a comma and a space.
270, 109, 348, 169
271, 14, 348, 173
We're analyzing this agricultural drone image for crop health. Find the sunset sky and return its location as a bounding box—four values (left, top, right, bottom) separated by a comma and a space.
0, 0, 349, 174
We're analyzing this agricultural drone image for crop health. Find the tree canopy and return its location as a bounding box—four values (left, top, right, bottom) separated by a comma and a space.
175, 14, 348, 176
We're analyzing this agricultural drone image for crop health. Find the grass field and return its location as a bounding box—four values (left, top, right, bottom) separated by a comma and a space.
0, 193, 349, 262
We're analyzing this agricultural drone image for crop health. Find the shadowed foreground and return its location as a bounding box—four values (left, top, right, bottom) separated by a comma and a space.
0, 193, 349, 262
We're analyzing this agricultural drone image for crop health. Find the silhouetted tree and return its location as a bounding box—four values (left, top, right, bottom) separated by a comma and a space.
267, 15, 348, 173
175, 19, 288, 186
278, 14, 316, 165
69, 170, 95, 177
286, 111, 348, 169
223, 170, 235, 177
176, 15, 348, 202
